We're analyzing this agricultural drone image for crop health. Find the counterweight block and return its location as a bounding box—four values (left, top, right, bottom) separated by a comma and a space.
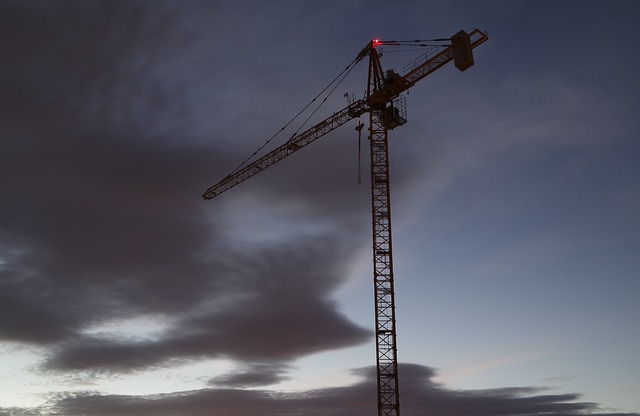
452, 30, 474, 71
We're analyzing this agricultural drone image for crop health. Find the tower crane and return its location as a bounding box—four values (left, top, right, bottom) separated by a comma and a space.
203, 29, 488, 416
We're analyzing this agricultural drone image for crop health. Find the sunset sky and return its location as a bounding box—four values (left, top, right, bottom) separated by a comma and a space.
1, 1, 639, 415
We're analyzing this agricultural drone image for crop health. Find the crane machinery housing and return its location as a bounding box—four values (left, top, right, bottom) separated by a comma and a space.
203, 29, 488, 416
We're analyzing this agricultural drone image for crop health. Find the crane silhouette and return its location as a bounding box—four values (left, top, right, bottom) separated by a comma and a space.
203, 29, 488, 416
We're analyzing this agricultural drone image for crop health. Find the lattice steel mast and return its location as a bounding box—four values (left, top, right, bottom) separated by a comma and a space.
366, 42, 401, 416
202, 29, 488, 416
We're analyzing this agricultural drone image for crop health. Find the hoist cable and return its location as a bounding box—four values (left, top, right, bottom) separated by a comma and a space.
377, 38, 451, 44
357, 124, 362, 185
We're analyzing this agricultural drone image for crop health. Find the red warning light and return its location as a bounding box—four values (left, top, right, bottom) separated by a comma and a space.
372, 38, 381, 47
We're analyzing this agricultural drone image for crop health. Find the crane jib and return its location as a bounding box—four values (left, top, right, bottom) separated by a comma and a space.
201, 98, 369, 199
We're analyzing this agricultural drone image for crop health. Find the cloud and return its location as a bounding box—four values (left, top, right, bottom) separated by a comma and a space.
208, 363, 291, 388
0, 1, 370, 374
0, 283, 75, 343
44, 269, 371, 372
36, 364, 636, 416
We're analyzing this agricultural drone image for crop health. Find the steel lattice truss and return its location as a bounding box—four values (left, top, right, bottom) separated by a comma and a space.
369, 108, 400, 416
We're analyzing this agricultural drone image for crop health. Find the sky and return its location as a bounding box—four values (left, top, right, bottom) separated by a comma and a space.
1, 1, 639, 415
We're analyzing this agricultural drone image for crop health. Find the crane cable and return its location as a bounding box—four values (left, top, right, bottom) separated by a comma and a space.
227, 52, 365, 177
355, 121, 365, 184
375, 37, 451, 45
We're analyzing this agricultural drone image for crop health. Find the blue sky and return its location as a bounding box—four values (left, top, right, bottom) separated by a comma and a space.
1, 1, 639, 415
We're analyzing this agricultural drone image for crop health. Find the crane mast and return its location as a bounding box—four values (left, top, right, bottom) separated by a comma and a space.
203, 29, 488, 416
367, 44, 400, 416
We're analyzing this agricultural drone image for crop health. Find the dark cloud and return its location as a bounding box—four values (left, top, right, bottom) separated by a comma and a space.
31, 364, 636, 416
43, 237, 371, 371
0, 0, 369, 372
0, 282, 75, 343
208, 363, 291, 387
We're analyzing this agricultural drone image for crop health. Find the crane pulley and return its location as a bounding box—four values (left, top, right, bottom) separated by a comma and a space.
203, 29, 488, 416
